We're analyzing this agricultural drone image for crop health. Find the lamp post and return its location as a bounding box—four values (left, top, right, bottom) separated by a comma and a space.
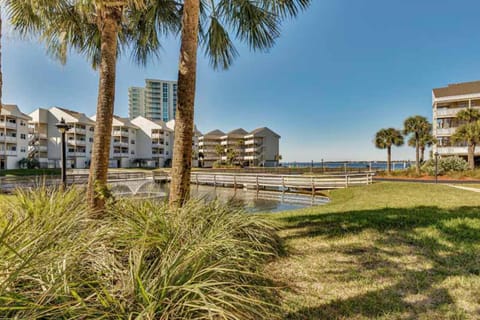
56, 118, 70, 188
434, 152, 439, 184
321, 158, 324, 173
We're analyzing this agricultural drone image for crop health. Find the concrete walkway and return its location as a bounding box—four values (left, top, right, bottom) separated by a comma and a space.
447, 184, 480, 193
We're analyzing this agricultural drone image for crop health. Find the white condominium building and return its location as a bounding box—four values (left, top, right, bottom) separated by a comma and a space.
0, 105, 31, 170
128, 79, 178, 122
29, 107, 95, 169
198, 130, 225, 168
432, 81, 480, 161
220, 128, 248, 163
131, 116, 174, 167
90, 115, 139, 168
198, 127, 280, 167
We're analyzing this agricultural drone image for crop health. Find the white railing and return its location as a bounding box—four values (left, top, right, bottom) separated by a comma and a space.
436, 106, 480, 117
0, 150, 17, 156
0, 122, 17, 129
188, 172, 374, 191
436, 127, 456, 135
437, 147, 468, 155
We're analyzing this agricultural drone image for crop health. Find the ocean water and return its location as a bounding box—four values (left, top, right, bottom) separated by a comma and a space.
282, 161, 413, 171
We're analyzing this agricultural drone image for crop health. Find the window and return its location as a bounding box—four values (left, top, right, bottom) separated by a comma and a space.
20, 134, 26, 140
20, 121, 26, 126
131, 140, 135, 144
131, 150, 135, 155
89, 138, 93, 142
89, 127, 94, 132
8, 119, 16, 124
20, 147, 26, 153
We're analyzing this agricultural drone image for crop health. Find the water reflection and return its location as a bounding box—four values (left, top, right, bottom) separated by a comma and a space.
113, 182, 329, 213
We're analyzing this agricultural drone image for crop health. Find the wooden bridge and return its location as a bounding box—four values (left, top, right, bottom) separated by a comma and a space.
154, 172, 374, 194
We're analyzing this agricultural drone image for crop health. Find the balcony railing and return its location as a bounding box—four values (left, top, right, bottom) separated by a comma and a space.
113, 141, 129, 147
437, 147, 468, 155
0, 150, 17, 156
69, 127, 86, 135
0, 136, 17, 143
68, 152, 86, 157
436, 128, 456, 136
436, 106, 480, 118
68, 140, 87, 146
0, 122, 17, 129
113, 152, 130, 157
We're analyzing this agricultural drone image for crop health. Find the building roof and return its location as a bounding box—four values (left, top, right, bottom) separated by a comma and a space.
51, 107, 95, 125
246, 127, 281, 138
1, 104, 31, 120
204, 129, 225, 136
226, 128, 248, 136
433, 80, 480, 98
112, 115, 139, 129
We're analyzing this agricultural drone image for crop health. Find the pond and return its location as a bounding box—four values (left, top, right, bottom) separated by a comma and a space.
112, 182, 329, 213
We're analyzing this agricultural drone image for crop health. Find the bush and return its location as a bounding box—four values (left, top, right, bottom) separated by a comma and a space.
422, 156, 469, 176
0, 187, 282, 319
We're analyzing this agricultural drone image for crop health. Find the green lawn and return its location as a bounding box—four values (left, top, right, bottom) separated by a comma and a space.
0, 169, 60, 177
268, 182, 480, 319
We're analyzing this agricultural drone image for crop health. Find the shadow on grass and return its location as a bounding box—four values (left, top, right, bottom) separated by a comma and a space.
279, 206, 480, 319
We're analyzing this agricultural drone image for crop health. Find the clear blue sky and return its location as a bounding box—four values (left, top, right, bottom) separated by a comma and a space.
4, 0, 480, 162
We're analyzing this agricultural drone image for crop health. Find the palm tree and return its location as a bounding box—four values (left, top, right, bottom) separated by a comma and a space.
404, 115, 430, 174
375, 128, 404, 174
169, 0, 311, 207
6, 0, 179, 212
457, 108, 480, 123
408, 123, 436, 163
452, 121, 480, 170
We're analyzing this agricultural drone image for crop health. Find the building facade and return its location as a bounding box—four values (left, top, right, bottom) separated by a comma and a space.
432, 81, 480, 162
198, 127, 280, 167
0, 105, 31, 169
128, 79, 178, 122
29, 107, 95, 169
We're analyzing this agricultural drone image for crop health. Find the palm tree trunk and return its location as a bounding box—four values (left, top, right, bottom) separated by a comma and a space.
0, 7, 3, 115
420, 146, 425, 164
87, 5, 122, 212
415, 136, 420, 174
387, 146, 392, 174
169, 0, 200, 208
468, 143, 475, 170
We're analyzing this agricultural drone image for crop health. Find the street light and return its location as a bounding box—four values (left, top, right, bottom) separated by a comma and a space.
434, 151, 440, 184
56, 118, 70, 188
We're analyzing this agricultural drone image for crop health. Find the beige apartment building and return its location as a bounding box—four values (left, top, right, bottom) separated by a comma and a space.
198, 127, 280, 167
0, 105, 31, 169
432, 81, 480, 162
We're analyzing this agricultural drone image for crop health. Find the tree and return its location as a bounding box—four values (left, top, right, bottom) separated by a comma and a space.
6, 0, 179, 212
451, 121, 480, 170
404, 115, 430, 174
408, 122, 436, 163
169, 0, 311, 207
457, 108, 480, 123
0, 5, 3, 116
374, 128, 404, 174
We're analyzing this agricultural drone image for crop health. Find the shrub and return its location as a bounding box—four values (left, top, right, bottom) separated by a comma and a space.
422, 156, 469, 176
0, 188, 282, 319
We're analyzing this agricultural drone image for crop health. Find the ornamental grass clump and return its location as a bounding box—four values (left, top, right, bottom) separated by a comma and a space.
0, 187, 282, 319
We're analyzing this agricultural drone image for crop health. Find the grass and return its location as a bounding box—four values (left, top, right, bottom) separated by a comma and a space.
0, 168, 60, 176
267, 182, 480, 319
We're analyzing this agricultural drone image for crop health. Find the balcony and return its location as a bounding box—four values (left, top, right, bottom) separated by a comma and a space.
244, 139, 262, 145
436, 106, 480, 118
0, 122, 17, 129
152, 141, 165, 147
68, 140, 86, 146
0, 150, 17, 156
69, 127, 86, 135
113, 152, 130, 158
113, 141, 129, 147
152, 133, 164, 139
436, 128, 456, 136
113, 130, 129, 137
68, 152, 86, 157
437, 147, 468, 155
0, 136, 17, 143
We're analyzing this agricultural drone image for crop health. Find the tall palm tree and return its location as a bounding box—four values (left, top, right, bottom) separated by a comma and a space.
169, 0, 311, 207
408, 122, 436, 163
374, 128, 404, 174
6, 0, 179, 212
452, 121, 480, 170
404, 115, 430, 174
